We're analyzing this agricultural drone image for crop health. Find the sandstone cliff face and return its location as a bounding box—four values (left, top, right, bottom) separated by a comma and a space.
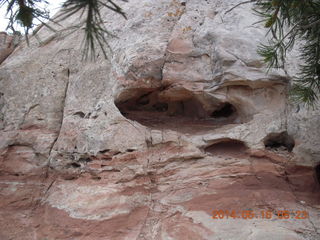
0, 0, 319, 239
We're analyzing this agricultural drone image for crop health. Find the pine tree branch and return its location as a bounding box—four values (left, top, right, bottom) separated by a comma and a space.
225, 0, 257, 15
301, 19, 320, 29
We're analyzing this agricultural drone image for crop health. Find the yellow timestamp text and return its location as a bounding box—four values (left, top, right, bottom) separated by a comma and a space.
212, 210, 309, 220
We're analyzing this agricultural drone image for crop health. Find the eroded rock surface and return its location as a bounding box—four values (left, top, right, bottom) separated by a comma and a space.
0, 32, 20, 64
0, 0, 319, 239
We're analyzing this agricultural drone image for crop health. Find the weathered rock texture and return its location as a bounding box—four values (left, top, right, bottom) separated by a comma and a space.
0, 32, 16, 65
0, 0, 319, 239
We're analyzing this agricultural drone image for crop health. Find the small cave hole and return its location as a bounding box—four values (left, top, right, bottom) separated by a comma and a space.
211, 103, 236, 118
99, 149, 110, 154
69, 162, 81, 168
92, 176, 102, 181
263, 132, 295, 152
79, 157, 92, 163
73, 111, 86, 118
315, 164, 320, 185
205, 139, 248, 158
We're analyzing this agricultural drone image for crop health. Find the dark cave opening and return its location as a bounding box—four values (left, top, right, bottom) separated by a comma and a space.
118, 91, 205, 118
263, 132, 295, 152
115, 89, 239, 133
69, 162, 81, 168
315, 164, 320, 185
211, 103, 236, 118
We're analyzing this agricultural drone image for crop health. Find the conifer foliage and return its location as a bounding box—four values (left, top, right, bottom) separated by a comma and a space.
0, 0, 50, 34
254, 0, 320, 105
0, 0, 127, 59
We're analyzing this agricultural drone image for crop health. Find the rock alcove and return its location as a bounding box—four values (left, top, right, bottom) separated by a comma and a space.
263, 131, 295, 152
205, 139, 248, 158
115, 88, 239, 133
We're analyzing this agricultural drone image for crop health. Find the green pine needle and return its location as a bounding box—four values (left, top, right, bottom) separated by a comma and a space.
254, 0, 320, 105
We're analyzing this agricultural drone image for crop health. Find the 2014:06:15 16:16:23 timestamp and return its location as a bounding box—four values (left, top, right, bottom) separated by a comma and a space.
212, 210, 309, 220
